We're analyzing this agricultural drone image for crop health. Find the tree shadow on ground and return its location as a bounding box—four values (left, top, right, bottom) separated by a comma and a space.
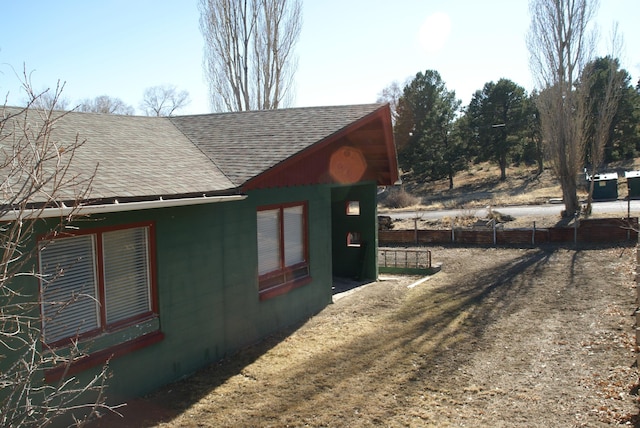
157, 249, 553, 424
91, 246, 635, 426
95, 250, 553, 426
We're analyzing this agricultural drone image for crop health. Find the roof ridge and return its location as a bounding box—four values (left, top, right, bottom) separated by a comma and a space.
168, 116, 241, 187
172, 103, 386, 119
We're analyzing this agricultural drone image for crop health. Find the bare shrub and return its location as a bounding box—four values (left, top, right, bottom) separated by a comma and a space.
487, 208, 515, 223
442, 209, 478, 228
0, 72, 114, 426
381, 187, 420, 209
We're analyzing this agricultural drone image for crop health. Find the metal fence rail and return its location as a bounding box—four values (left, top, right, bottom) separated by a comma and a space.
379, 217, 639, 246
378, 247, 432, 269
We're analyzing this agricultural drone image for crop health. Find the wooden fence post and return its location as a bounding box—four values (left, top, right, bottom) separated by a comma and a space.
532, 221, 536, 245
492, 220, 496, 245
451, 219, 455, 243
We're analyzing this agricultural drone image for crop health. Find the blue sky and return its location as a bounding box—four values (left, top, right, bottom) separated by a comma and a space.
1, 0, 638, 115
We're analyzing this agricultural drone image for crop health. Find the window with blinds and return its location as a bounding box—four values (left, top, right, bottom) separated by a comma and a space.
39, 235, 99, 344
256, 202, 309, 293
257, 209, 281, 276
103, 227, 151, 324
283, 205, 304, 266
39, 224, 155, 346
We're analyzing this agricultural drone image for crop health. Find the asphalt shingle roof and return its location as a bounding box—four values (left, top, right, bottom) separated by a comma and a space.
1, 108, 234, 204
170, 104, 385, 187
1, 103, 387, 205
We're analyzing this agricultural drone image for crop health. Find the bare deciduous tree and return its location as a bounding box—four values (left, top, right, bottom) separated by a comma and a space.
376, 80, 405, 125
78, 95, 135, 115
140, 84, 191, 117
0, 75, 114, 426
30, 88, 71, 111
199, 0, 302, 112
10, 67, 71, 111
582, 51, 625, 214
527, 0, 598, 217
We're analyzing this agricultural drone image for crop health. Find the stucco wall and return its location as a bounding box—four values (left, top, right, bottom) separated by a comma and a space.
331, 181, 379, 280
10, 184, 335, 402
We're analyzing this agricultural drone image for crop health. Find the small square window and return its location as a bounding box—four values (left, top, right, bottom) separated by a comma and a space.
347, 232, 362, 247
346, 201, 360, 216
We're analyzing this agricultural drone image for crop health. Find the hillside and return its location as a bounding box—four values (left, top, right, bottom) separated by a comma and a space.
380, 161, 640, 229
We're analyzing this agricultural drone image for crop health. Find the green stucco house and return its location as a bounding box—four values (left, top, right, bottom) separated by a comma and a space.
0, 104, 398, 406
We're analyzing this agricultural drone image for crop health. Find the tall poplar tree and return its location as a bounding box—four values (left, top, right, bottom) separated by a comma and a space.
527, 0, 597, 217
199, 0, 302, 112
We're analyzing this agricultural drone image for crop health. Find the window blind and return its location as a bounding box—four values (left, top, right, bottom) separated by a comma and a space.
39, 235, 99, 344
257, 209, 281, 275
103, 227, 151, 324
283, 205, 304, 266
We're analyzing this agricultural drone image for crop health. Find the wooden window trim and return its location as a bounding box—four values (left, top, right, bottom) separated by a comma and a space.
44, 330, 164, 383
258, 276, 312, 301
257, 202, 310, 299
39, 221, 159, 349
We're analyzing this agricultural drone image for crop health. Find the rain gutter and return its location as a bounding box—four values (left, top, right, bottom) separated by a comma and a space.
0, 194, 247, 221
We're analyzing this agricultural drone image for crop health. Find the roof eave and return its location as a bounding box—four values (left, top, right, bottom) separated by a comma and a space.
242, 104, 399, 190
1, 193, 247, 221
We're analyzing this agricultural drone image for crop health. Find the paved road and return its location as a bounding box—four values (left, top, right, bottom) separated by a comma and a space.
380, 199, 640, 220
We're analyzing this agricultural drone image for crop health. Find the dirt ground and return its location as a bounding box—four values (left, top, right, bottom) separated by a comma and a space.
94, 245, 640, 427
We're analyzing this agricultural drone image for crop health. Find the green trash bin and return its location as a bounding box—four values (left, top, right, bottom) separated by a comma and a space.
625, 171, 640, 199
588, 172, 618, 200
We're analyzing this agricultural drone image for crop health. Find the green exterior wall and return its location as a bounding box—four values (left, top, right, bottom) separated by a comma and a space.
331, 181, 379, 281
5, 184, 336, 403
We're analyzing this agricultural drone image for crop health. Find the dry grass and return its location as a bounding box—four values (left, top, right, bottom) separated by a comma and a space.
401, 163, 567, 210
95, 247, 639, 427
385, 161, 638, 230
87, 161, 640, 427
394, 161, 640, 211
380, 186, 420, 209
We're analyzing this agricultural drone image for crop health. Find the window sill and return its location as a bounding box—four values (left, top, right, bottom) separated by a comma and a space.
259, 275, 312, 301
44, 330, 164, 383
